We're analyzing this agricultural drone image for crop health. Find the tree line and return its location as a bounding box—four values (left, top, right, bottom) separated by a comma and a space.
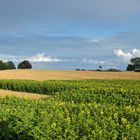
126, 57, 140, 72
0, 60, 32, 70
75, 57, 140, 72
0, 57, 139, 71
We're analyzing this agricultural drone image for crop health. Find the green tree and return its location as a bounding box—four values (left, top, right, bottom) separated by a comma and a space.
131, 57, 140, 72
0, 61, 7, 70
5, 61, 16, 69
126, 64, 134, 71
99, 65, 102, 70
127, 57, 140, 72
18, 60, 32, 69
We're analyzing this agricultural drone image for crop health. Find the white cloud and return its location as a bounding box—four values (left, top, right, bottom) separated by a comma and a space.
106, 66, 119, 70
0, 53, 65, 63
114, 48, 140, 62
27, 53, 64, 62
132, 49, 140, 57
114, 49, 133, 62
82, 59, 105, 64
0, 54, 21, 62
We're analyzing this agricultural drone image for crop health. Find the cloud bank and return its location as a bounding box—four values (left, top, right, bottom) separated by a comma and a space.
27, 53, 64, 62
114, 48, 140, 62
82, 59, 105, 65
0, 53, 65, 63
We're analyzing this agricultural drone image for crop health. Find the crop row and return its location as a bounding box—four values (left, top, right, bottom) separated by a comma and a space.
0, 79, 140, 95
0, 80, 139, 139
0, 95, 139, 139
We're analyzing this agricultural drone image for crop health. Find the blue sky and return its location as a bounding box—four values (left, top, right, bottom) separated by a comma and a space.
0, 0, 140, 70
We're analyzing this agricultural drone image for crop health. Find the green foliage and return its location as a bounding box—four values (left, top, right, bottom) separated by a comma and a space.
18, 60, 32, 69
0, 80, 140, 139
0, 60, 7, 70
75, 68, 80, 71
131, 57, 140, 65
105, 68, 121, 72
0, 80, 80, 95
127, 57, 140, 72
126, 64, 134, 71
5, 61, 16, 70
0, 60, 16, 70
131, 57, 140, 72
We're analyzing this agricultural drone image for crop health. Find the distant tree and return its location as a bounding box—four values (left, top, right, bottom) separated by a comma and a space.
106, 68, 121, 72
18, 60, 32, 69
127, 57, 140, 72
81, 69, 86, 71
126, 64, 134, 71
131, 57, 140, 64
95, 69, 102, 71
75, 68, 80, 71
99, 65, 102, 69
5, 61, 16, 69
131, 57, 140, 72
0, 61, 7, 70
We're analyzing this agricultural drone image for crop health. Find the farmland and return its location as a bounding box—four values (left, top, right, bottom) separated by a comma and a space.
0, 79, 140, 139
0, 69, 140, 80
0, 89, 49, 99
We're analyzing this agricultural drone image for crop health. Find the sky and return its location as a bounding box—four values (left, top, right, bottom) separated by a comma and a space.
0, 0, 140, 70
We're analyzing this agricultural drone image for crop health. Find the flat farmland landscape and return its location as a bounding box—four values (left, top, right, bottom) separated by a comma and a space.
0, 78, 139, 139
1, 0, 140, 139
0, 69, 140, 139
0, 69, 140, 80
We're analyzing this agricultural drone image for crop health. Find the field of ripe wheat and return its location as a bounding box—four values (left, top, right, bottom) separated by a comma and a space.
0, 70, 140, 80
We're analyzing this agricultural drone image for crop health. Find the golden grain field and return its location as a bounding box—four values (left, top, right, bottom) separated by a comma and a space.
0, 69, 139, 80
0, 89, 49, 99
0, 69, 140, 100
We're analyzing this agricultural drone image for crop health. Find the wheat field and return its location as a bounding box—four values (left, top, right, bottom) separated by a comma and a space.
0, 89, 49, 99
0, 69, 139, 80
